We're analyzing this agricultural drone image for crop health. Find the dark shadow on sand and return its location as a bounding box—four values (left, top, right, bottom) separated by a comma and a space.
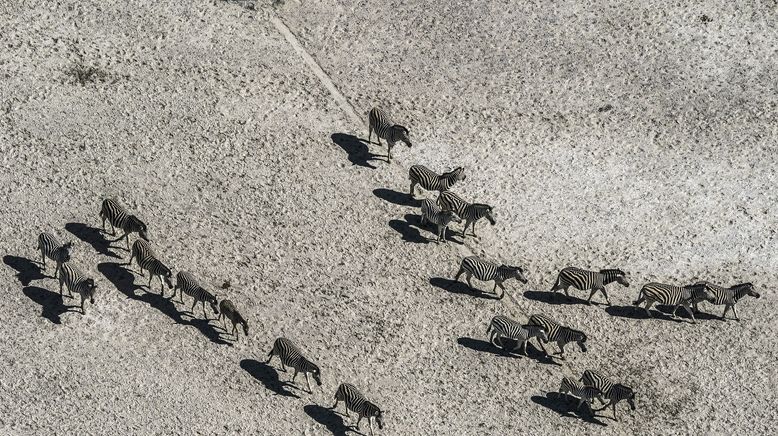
531, 392, 607, 425
22, 286, 74, 324
240, 359, 300, 398
65, 222, 121, 258
457, 337, 559, 365
331, 133, 381, 169
372, 188, 419, 207
4, 255, 47, 286
429, 277, 500, 300
523, 290, 591, 306
303, 404, 354, 436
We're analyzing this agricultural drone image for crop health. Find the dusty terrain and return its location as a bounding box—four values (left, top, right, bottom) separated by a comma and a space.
1, 0, 776, 434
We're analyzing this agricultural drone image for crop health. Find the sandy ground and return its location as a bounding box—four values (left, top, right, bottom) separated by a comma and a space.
1, 0, 777, 434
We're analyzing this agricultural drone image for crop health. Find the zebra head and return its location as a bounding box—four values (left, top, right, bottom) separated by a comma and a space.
367, 402, 384, 429
613, 384, 636, 410
57, 243, 73, 263
394, 125, 411, 147
441, 210, 462, 224
208, 294, 219, 314
446, 167, 466, 183
240, 319, 249, 336
601, 269, 629, 287
475, 204, 496, 225
504, 265, 527, 284
161, 267, 174, 289
130, 216, 149, 241
309, 363, 322, 386
525, 325, 548, 343
83, 278, 97, 304
736, 282, 760, 299
687, 283, 716, 303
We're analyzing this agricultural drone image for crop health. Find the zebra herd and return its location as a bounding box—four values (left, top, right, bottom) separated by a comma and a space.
25, 105, 762, 432
372, 106, 762, 422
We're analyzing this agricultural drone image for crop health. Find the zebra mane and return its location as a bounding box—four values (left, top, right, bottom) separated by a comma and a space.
599, 268, 625, 276
441, 167, 464, 178
470, 203, 493, 211
393, 124, 409, 134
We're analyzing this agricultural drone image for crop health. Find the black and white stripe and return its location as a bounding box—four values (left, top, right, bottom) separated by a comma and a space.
579, 370, 636, 421
37, 232, 72, 278
100, 198, 149, 250
266, 337, 322, 393
436, 191, 495, 238
486, 315, 548, 355
331, 383, 383, 435
632, 282, 715, 324
368, 107, 411, 163
559, 377, 602, 411
218, 299, 249, 337
693, 282, 760, 321
527, 314, 587, 359
454, 256, 527, 299
408, 165, 466, 196
58, 261, 97, 314
550, 267, 630, 305
128, 240, 173, 295
173, 271, 218, 319
420, 199, 461, 242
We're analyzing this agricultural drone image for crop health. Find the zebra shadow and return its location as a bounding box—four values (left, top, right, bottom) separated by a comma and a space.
457, 337, 559, 365
22, 286, 75, 324
65, 222, 121, 259
389, 214, 463, 244
429, 277, 500, 300
373, 188, 419, 207
98, 262, 231, 345
531, 392, 607, 425
523, 290, 591, 306
655, 305, 720, 321
331, 133, 380, 169
606, 305, 685, 323
303, 404, 354, 436
240, 359, 300, 398
3, 255, 48, 286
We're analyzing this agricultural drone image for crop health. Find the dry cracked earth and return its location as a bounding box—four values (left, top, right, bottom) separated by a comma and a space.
1, 0, 776, 435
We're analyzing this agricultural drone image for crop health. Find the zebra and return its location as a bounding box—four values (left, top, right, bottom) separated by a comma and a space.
173, 271, 218, 319
58, 262, 97, 314
549, 267, 630, 306
580, 370, 636, 421
693, 281, 760, 321
454, 256, 527, 299
558, 377, 602, 412
368, 107, 411, 163
266, 337, 322, 393
331, 383, 384, 435
420, 199, 461, 242
218, 299, 249, 337
485, 315, 548, 355
408, 165, 466, 196
527, 314, 587, 359
127, 240, 173, 295
632, 282, 715, 324
36, 232, 72, 279
436, 191, 496, 238
99, 198, 149, 250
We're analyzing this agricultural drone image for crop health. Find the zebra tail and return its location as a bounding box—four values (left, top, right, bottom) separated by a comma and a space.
486, 322, 492, 335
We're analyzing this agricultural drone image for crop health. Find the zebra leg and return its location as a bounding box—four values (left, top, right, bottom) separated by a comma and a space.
732, 305, 740, 321
369, 418, 374, 436
454, 267, 464, 282
355, 415, 363, 430
409, 181, 417, 196
232, 323, 238, 336
368, 125, 372, 144
612, 402, 618, 421
54, 261, 61, 279
291, 369, 298, 383
721, 305, 730, 320
471, 220, 477, 237
586, 289, 597, 305
330, 399, 339, 410
522, 339, 528, 355
40, 250, 46, 268
80, 294, 86, 314
465, 272, 474, 289
682, 303, 696, 324
202, 301, 208, 320
265, 351, 274, 364
437, 224, 445, 243
556, 341, 566, 359
387, 143, 393, 163
305, 373, 312, 393
601, 287, 611, 306
190, 299, 197, 314
643, 300, 654, 318
148, 274, 153, 289
495, 282, 506, 299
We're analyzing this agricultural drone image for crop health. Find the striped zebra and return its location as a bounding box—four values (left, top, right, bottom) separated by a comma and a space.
408, 165, 466, 196
36, 232, 72, 279
58, 262, 97, 314
559, 377, 602, 412
266, 337, 322, 393
331, 383, 383, 435
173, 271, 218, 319
486, 315, 548, 355
454, 256, 527, 299
127, 240, 173, 295
632, 282, 715, 324
420, 199, 461, 242
694, 281, 760, 321
436, 191, 495, 238
368, 107, 411, 163
580, 370, 636, 421
527, 314, 587, 359
218, 300, 249, 337
99, 198, 149, 250
550, 267, 630, 306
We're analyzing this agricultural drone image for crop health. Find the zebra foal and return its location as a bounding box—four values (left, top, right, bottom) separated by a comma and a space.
437, 191, 495, 238
218, 300, 249, 337
99, 198, 149, 250
368, 107, 411, 163
127, 240, 173, 295
331, 383, 384, 435
527, 314, 587, 359
580, 370, 636, 421
420, 199, 461, 242
632, 282, 715, 324
486, 315, 548, 355
550, 267, 630, 305
36, 232, 72, 278
454, 256, 527, 299
58, 262, 97, 314
693, 281, 760, 321
173, 271, 218, 319
558, 377, 602, 412
266, 337, 321, 393
408, 165, 465, 196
